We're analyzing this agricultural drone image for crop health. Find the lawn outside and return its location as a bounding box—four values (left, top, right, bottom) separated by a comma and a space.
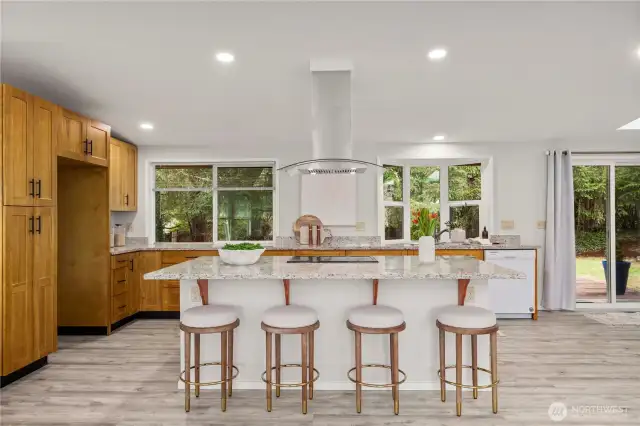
576, 256, 640, 301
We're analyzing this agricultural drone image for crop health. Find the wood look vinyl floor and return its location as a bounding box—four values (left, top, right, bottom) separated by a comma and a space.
1, 312, 639, 425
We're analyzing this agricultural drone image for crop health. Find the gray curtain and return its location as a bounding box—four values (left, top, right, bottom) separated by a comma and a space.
543, 151, 576, 310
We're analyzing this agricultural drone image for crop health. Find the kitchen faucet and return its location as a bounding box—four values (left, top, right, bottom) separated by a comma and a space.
433, 228, 450, 243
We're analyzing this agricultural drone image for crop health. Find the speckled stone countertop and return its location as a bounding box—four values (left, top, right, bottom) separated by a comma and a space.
111, 238, 538, 255
144, 256, 526, 281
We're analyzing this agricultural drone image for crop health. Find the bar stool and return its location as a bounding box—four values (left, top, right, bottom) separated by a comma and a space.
346, 305, 407, 415
180, 304, 240, 412
436, 305, 499, 417
261, 304, 320, 414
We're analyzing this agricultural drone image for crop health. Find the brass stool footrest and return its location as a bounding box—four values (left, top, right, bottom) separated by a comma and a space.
261, 364, 320, 388
347, 364, 407, 388
180, 361, 239, 386
437, 365, 499, 389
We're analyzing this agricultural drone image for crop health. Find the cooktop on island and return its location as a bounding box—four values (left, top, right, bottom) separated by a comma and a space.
287, 256, 379, 263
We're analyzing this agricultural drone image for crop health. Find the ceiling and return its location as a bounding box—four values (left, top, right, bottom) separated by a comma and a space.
2, 1, 640, 148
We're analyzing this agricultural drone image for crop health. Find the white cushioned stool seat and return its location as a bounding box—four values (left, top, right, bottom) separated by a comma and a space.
181, 304, 238, 328
437, 305, 496, 329
262, 305, 318, 328
348, 305, 404, 329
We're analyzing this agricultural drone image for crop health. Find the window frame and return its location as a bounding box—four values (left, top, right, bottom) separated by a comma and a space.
152, 161, 277, 244
379, 158, 492, 243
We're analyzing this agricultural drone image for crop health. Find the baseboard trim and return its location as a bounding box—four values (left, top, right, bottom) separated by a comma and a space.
137, 311, 180, 320
111, 314, 137, 332
0, 356, 47, 388
58, 326, 109, 336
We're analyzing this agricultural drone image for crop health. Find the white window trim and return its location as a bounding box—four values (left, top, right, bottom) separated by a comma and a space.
149, 161, 278, 244
379, 158, 493, 243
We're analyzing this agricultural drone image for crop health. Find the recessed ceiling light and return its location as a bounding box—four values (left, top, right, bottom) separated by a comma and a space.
428, 48, 448, 61
216, 52, 235, 63
618, 117, 640, 130
139, 123, 154, 130
433, 135, 446, 141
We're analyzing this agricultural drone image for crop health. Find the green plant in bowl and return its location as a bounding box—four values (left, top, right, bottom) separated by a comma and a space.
219, 243, 265, 265
222, 243, 264, 250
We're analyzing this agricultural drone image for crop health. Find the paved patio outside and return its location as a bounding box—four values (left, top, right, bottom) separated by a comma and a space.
576, 276, 640, 302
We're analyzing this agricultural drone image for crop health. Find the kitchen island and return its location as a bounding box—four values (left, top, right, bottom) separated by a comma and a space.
144, 256, 524, 391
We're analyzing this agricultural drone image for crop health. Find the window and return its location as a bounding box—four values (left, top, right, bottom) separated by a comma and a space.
154, 164, 275, 243
381, 161, 488, 241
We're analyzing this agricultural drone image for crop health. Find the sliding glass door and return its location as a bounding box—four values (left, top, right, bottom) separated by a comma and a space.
574, 158, 640, 306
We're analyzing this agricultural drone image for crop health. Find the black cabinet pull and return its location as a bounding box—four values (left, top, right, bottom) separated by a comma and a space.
29, 179, 35, 197
83, 139, 88, 154
36, 216, 41, 234
36, 180, 42, 198
118, 305, 126, 309
28, 216, 34, 234
88, 140, 93, 156
117, 279, 126, 283
130, 259, 134, 271
124, 194, 129, 206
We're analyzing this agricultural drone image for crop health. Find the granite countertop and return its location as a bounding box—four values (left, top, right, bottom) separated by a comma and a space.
143, 256, 526, 281
111, 237, 538, 255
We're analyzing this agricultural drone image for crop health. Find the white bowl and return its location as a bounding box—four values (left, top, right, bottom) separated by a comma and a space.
218, 248, 265, 265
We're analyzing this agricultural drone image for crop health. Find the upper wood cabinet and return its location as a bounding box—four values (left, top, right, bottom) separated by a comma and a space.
2, 85, 57, 207
32, 97, 57, 207
58, 107, 109, 167
109, 138, 137, 211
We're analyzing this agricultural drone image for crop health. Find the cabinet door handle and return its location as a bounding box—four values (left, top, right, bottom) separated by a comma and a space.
36, 180, 42, 198
88, 140, 93, 156
125, 194, 129, 206
29, 216, 34, 234
36, 216, 41, 234
130, 259, 134, 271
83, 139, 88, 154
118, 305, 126, 309
117, 279, 126, 283
29, 179, 35, 197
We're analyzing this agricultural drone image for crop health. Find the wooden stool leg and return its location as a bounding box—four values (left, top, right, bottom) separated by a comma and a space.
455, 334, 462, 417
390, 333, 395, 402
439, 328, 446, 402
355, 331, 362, 414
184, 331, 191, 412
221, 331, 228, 412
471, 335, 478, 399
301, 332, 308, 414
309, 331, 315, 400
266, 331, 272, 412
194, 334, 200, 398
228, 329, 234, 397
391, 332, 399, 415
275, 334, 281, 397
491, 331, 499, 414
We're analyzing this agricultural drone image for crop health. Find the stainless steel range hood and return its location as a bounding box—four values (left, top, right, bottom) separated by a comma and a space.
279, 60, 382, 176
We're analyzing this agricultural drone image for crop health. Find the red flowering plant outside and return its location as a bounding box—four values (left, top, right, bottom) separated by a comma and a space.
410, 208, 439, 240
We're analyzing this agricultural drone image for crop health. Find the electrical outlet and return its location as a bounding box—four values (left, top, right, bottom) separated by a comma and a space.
537, 220, 546, 229
355, 222, 365, 231
190, 286, 201, 303
500, 220, 515, 230
466, 285, 475, 303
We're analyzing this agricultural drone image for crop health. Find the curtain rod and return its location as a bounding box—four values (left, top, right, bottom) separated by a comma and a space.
545, 151, 640, 155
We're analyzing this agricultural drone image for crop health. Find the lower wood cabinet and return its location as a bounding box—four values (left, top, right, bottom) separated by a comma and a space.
161, 283, 180, 311
2, 206, 56, 377
139, 251, 162, 312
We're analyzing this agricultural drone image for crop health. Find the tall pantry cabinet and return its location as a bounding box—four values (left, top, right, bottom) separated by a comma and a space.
1, 84, 57, 384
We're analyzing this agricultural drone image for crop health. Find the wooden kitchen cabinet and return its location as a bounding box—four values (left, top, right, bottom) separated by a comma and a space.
109, 138, 137, 211
139, 251, 162, 312
2, 85, 57, 207
2, 205, 56, 376
32, 207, 57, 358
129, 253, 140, 315
162, 283, 181, 312
58, 107, 110, 167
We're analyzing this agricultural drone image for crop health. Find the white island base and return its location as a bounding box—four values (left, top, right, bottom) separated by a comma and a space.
177, 277, 492, 391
